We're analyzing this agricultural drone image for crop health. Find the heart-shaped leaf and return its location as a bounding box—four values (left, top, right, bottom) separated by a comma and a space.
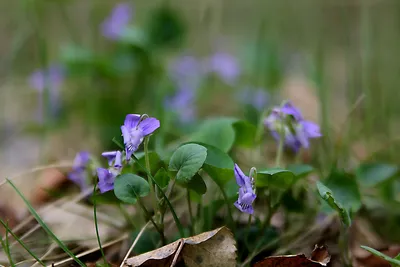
154, 168, 170, 189
317, 181, 351, 227
190, 118, 237, 152
232, 120, 257, 147
287, 164, 314, 179
325, 170, 361, 212
114, 173, 150, 204
256, 169, 295, 189
169, 144, 207, 183
356, 163, 398, 187
178, 174, 207, 195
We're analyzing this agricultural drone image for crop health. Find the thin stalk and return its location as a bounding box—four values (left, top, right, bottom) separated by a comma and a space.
255, 109, 269, 143
135, 196, 166, 245
144, 137, 158, 215
93, 184, 108, 265
0, 218, 45, 266
215, 181, 235, 231
1, 223, 15, 267
120, 221, 150, 267
6, 179, 86, 267
275, 130, 284, 167
118, 204, 137, 229
187, 189, 194, 235
131, 154, 185, 238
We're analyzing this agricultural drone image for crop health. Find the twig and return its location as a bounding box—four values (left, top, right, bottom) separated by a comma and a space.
120, 221, 151, 267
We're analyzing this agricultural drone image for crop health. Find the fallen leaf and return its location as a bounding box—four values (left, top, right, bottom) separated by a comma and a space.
253, 245, 330, 267
124, 226, 236, 267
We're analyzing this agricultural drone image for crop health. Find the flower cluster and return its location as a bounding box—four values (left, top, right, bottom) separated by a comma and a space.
264, 101, 322, 152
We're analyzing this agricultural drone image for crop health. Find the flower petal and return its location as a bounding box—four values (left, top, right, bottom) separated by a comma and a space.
234, 200, 254, 214
302, 121, 322, 138
281, 101, 303, 121
121, 125, 131, 145
114, 151, 122, 169
98, 181, 114, 193
97, 168, 110, 182
138, 117, 160, 136
101, 151, 118, 166
124, 114, 141, 130
73, 151, 90, 169
234, 164, 247, 187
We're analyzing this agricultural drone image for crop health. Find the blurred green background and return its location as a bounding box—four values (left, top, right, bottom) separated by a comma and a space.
1, 0, 400, 170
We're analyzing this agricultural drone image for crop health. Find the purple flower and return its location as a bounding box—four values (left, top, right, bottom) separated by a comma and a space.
164, 87, 196, 124
233, 164, 256, 214
265, 101, 322, 152
68, 151, 90, 191
101, 2, 133, 40
101, 151, 123, 168
121, 114, 160, 160
97, 168, 119, 193
206, 52, 240, 85
238, 88, 269, 111
29, 65, 64, 122
169, 55, 203, 89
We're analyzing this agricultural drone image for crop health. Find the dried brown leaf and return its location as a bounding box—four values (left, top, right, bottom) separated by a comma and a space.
253, 245, 330, 267
124, 226, 236, 267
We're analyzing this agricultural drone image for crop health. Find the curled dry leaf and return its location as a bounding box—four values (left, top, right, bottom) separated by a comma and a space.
124, 226, 236, 267
253, 245, 330, 267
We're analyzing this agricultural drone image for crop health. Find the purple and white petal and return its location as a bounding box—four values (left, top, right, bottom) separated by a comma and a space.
281, 101, 303, 121
121, 125, 131, 145
124, 114, 141, 130
234, 164, 247, 187
302, 121, 322, 138
138, 117, 160, 136
73, 151, 90, 169
114, 151, 123, 169
102, 151, 118, 166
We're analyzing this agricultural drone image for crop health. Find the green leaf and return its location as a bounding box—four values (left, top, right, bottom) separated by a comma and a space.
360, 246, 400, 266
133, 151, 162, 175
178, 173, 207, 195
356, 163, 398, 187
120, 26, 148, 47
256, 169, 295, 189
154, 168, 170, 189
90, 190, 121, 205
325, 171, 362, 212
287, 164, 314, 179
395, 253, 400, 260
190, 118, 237, 152
168, 144, 207, 183
317, 181, 351, 227
203, 166, 233, 186
232, 120, 257, 147
114, 174, 150, 204
131, 230, 160, 255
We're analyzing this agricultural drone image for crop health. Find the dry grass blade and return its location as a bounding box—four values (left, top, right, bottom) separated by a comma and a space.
120, 221, 151, 267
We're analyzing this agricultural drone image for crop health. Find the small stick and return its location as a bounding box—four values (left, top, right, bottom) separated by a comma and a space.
120, 221, 151, 267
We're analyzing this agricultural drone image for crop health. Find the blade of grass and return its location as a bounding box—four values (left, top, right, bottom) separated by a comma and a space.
0, 218, 44, 266
93, 183, 108, 265
361, 246, 400, 266
0, 222, 15, 267
6, 179, 86, 267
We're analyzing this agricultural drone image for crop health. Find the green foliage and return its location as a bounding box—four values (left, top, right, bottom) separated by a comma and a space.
317, 181, 351, 227
90, 190, 121, 205
190, 118, 237, 152
286, 164, 314, 179
256, 169, 295, 189
114, 173, 150, 204
325, 170, 362, 212
154, 167, 170, 189
356, 163, 398, 187
232, 120, 257, 147
177, 173, 207, 195
168, 143, 207, 183
360, 246, 400, 266
131, 230, 160, 255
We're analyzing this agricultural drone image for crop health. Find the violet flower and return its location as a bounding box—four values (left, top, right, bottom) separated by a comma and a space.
265, 101, 322, 152
238, 88, 269, 111
121, 114, 160, 160
101, 151, 123, 168
97, 168, 119, 193
68, 151, 90, 191
29, 65, 64, 122
206, 52, 240, 85
233, 164, 256, 214
164, 86, 196, 124
101, 2, 133, 40
169, 55, 203, 89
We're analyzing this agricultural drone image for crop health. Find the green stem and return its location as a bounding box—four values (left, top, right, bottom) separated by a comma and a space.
118, 204, 137, 230
131, 155, 185, 238
255, 109, 269, 143
135, 196, 166, 245
216, 182, 235, 231
144, 137, 158, 216
339, 225, 351, 267
187, 189, 194, 235
93, 184, 108, 265
1, 223, 16, 267
275, 137, 284, 167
